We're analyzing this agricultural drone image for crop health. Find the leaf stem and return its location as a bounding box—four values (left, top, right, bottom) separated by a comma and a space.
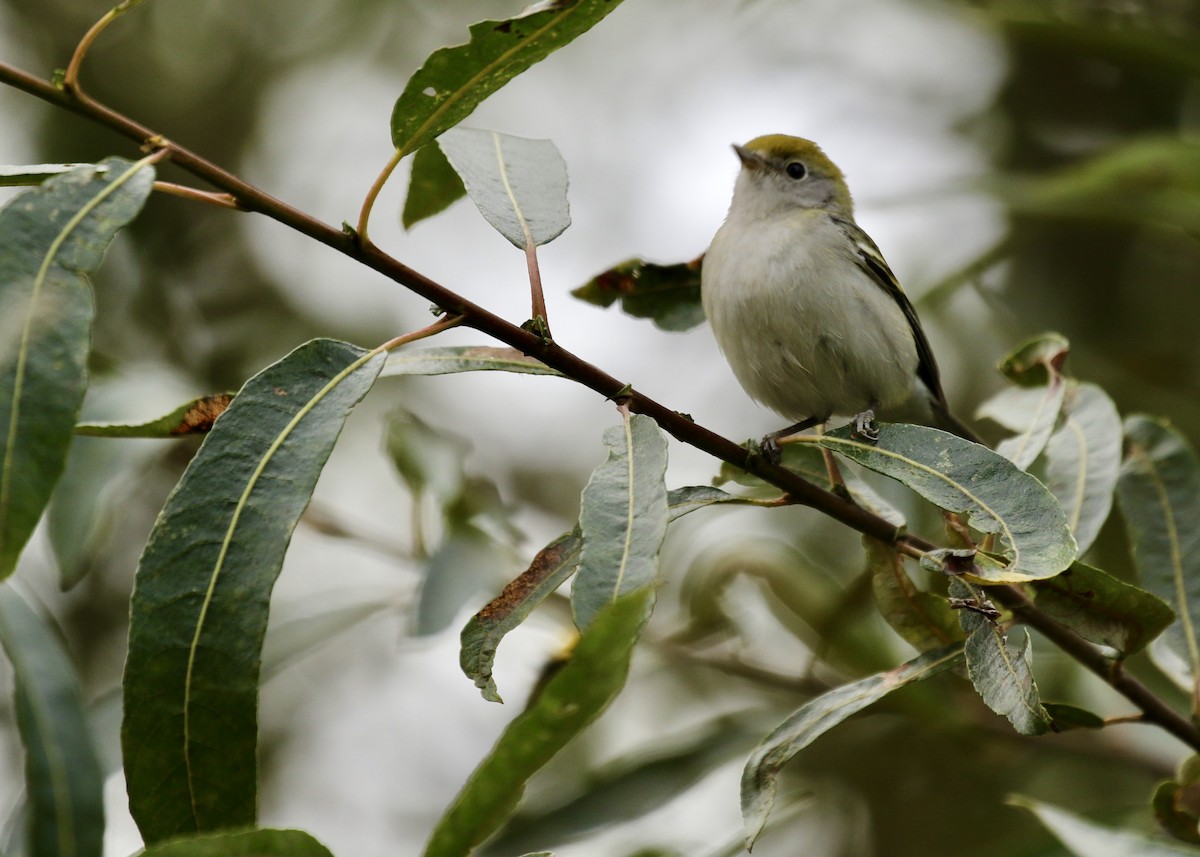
4, 57, 1199, 752
357, 148, 403, 246
153, 181, 240, 209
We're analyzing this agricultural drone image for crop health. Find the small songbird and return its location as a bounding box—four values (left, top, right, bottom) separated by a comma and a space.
701, 134, 979, 452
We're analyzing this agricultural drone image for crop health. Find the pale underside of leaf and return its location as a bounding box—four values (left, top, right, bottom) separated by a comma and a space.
740, 643, 964, 849
571, 414, 669, 629
814, 425, 1076, 583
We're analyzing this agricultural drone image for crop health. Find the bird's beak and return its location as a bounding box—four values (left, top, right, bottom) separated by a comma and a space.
732, 143, 762, 171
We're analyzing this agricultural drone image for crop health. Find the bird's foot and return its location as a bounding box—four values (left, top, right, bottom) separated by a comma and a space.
851, 408, 879, 442
756, 434, 783, 465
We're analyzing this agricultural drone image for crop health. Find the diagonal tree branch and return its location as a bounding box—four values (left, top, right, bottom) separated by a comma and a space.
2, 58, 1197, 752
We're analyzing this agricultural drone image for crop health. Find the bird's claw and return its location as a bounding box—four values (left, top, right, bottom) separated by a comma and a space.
756, 435, 783, 465
851, 409, 879, 442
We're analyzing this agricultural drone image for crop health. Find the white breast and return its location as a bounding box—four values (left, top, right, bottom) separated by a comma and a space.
701, 209, 918, 423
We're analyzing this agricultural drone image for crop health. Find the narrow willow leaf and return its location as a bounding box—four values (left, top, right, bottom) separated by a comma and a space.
816, 425, 1077, 582
0, 156, 155, 578
382, 345, 561, 377
122, 339, 385, 844
1044, 383, 1122, 554
571, 414, 669, 629
390, 0, 625, 157
480, 717, 757, 857
461, 486, 737, 703
952, 579, 1052, 735
865, 538, 963, 652
1011, 795, 1200, 857
740, 643, 963, 850
425, 589, 652, 857
0, 586, 104, 857
572, 257, 704, 332
403, 142, 466, 229
437, 128, 570, 249
138, 827, 335, 857
1030, 561, 1173, 656
0, 164, 98, 187
1117, 415, 1200, 708
462, 529, 582, 703
74, 393, 233, 438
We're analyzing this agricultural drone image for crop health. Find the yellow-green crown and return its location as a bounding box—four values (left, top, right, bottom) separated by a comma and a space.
739, 134, 853, 212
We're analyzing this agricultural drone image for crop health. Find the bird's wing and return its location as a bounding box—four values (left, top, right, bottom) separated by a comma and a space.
832, 215, 948, 409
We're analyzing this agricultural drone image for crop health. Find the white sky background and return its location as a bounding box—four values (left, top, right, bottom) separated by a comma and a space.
1, 1, 1008, 855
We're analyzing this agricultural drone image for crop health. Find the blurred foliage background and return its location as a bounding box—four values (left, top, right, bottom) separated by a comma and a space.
2, 0, 1200, 855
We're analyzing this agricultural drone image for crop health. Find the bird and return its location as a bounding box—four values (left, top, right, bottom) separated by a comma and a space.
701, 134, 980, 456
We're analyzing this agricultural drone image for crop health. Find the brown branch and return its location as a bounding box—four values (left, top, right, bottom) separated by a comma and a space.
2, 58, 1198, 752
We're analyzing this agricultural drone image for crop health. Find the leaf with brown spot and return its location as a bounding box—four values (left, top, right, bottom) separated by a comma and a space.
573, 256, 704, 331
461, 528, 581, 703
75, 393, 235, 438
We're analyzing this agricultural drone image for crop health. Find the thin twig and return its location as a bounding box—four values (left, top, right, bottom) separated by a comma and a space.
153, 181, 240, 209
3, 58, 1198, 752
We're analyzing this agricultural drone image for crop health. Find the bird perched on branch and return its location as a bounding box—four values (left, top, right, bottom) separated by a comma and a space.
701, 134, 980, 454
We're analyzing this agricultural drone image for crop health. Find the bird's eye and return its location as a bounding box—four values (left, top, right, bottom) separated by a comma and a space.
785, 161, 807, 180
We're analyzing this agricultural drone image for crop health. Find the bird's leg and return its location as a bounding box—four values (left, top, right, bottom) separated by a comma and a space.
850, 400, 881, 442
758, 416, 821, 463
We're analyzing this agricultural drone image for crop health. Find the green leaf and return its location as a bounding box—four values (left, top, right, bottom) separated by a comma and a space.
0, 585, 104, 857
403, 142, 467, 229
572, 257, 704, 332
952, 579, 1053, 735
122, 339, 385, 844
460, 486, 737, 703
865, 538, 963, 652
424, 588, 652, 857
981, 333, 1069, 469
0, 164, 98, 187
816, 425, 1077, 582
390, 0, 626, 157
740, 643, 964, 850
1029, 561, 1174, 656
138, 827, 335, 857
462, 528, 582, 703
664, 485, 744, 521
480, 717, 757, 857
571, 414, 669, 629
1154, 758, 1200, 846
437, 128, 570, 249
1117, 415, 1200, 708
74, 392, 233, 438
0, 156, 155, 578
1044, 382, 1122, 554
1011, 795, 1200, 857
995, 332, 1071, 387
1040, 702, 1105, 731
382, 345, 562, 377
